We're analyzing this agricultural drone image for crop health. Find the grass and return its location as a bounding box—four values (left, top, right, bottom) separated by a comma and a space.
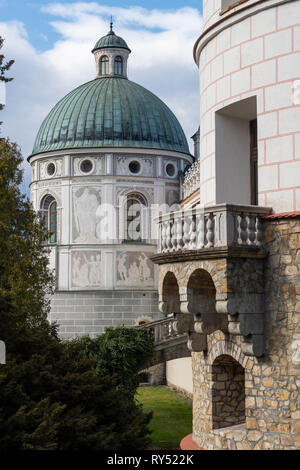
136, 386, 193, 450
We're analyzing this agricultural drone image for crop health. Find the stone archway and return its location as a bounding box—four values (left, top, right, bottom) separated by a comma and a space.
160, 271, 180, 315
212, 354, 245, 430
186, 269, 227, 336
187, 268, 216, 314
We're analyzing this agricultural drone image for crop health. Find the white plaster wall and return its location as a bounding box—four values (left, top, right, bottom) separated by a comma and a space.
93, 47, 130, 78
198, 0, 300, 212
202, 0, 259, 33
30, 149, 191, 292
166, 357, 193, 395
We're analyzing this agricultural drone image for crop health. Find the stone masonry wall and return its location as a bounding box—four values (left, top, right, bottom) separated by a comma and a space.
48, 290, 160, 339
212, 355, 245, 429
192, 218, 300, 450
158, 217, 300, 449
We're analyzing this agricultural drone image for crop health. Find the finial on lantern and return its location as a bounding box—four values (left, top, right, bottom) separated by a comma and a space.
109, 16, 114, 34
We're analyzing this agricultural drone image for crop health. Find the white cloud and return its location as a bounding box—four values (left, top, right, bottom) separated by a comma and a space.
0, 3, 202, 193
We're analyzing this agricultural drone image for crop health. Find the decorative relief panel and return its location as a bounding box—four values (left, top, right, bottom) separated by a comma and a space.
71, 251, 102, 288
37, 180, 62, 189
116, 156, 154, 177
165, 188, 180, 207
73, 156, 104, 176
39, 159, 63, 179
163, 158, 178, 176
116, 251, 154, 287
72, 187, 102, 243
117, 186, 154, 204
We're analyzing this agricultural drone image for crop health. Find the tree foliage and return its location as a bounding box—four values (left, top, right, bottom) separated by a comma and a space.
0, 138, 153, 450
0, 138, 54, 359
81, 326, 154, 393
0, 36, 14, 126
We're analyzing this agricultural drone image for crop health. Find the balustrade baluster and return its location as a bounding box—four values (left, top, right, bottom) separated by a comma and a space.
183, 213, 191, 250
165, 216, 172, 253
190, 213, 197, 249
196, 209, 204, 249
170, 215, 177, 251
237, 214, 247, 245
176, 214, 184, 251
248, 214, 256, 246
206, 213, 214, 247
256, 216, 263, 247
161, 220, 166, 252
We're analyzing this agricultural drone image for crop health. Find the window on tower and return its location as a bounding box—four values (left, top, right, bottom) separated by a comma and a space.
114, 56, 123, 76
100, 55, 109, 75
125, 193, 147, 242
40, 195, 58, 244
221, 0, 249, 14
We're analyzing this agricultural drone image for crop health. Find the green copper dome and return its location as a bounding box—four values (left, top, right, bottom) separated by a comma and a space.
92, 30, 131, 52
31, 77, 190, 156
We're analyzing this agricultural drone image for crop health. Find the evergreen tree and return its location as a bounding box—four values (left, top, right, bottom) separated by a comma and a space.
82, 326, 154, 393
0, 36, 152, 451
0, 138, 152, 450
0, 36, 14, 126
0, 138, 54, 359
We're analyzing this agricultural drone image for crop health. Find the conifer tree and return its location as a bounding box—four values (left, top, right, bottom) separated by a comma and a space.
0, 141, 152, 449
0, 36, 14, 126
0, 37, 152, 451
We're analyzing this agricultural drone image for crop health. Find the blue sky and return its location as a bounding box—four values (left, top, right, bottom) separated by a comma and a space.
0, 1, 203, 194
1, 1, 203, 51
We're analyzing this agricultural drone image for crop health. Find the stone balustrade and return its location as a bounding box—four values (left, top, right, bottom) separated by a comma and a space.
135, 316, 191, 366
135, 315, 180, 344
157, 203, 272, 254
182, 160, 200, 200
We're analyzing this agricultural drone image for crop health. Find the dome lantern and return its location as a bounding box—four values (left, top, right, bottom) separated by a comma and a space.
92, 22, 131, 79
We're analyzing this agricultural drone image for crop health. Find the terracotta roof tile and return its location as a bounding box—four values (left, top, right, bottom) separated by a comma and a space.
262, 211, 300, 220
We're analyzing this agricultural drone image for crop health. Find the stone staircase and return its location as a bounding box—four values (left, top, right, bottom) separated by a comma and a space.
135, 316, 191, 367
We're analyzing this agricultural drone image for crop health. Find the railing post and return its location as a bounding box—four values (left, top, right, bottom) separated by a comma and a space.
196, 205, 205, 249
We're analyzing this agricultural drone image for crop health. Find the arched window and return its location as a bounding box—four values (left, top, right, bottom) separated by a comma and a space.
114, 56, 123, 76
125, 193, 147, 242
40, 195, 57, 244
100, 55, 109, 75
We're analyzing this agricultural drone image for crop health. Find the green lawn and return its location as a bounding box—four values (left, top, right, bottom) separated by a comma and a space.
136, 386, 193, 450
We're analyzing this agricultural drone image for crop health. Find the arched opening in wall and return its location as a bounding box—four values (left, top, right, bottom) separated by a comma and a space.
138, 371, 151, 385
100, 55, 109, 75
40, 195, 57, 244
215, 96, 257, 206
162, 272, 180, 315
212, 355, 245, 430
124, 193, 148, 243
187, 269, 216, 315
114, 56, 123, 75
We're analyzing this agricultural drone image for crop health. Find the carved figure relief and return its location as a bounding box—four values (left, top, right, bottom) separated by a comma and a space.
72, 187, 102, 243
166, 189, 180, 207
116, 252, 154, 287
71, 251, 101, 288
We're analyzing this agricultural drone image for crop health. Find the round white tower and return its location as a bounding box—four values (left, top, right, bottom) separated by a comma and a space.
195, 0, 300, 213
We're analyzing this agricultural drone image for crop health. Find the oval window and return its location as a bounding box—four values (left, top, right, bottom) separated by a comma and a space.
129, 161, 141, 174
80, 159, 93, 173
166, 163, 176, 177
47, 162, 56, 176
